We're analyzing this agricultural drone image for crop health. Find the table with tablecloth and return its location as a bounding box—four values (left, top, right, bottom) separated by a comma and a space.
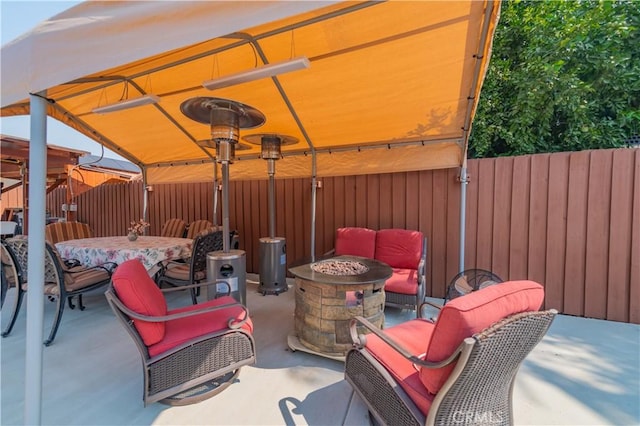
55, 236, 192, 275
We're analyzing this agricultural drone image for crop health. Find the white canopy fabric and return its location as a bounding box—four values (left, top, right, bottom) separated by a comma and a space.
1, 0, 500, 183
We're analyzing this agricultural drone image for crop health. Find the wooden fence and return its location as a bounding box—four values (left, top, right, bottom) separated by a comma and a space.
44, 148, 639, 324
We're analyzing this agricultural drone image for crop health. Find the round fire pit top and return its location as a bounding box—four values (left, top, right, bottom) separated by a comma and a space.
289, 255, 392, 285
310, 259, 369, 276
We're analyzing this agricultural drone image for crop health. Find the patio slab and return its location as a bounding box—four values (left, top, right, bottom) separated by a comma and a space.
1, 276, 638, 425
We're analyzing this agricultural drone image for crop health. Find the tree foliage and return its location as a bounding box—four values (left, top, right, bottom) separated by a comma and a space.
469, 0, 640, 158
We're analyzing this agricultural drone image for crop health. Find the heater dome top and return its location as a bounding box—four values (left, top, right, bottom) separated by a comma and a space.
180, 96, 265, 129
196, 140, 253, 150
242, 133, 298, 146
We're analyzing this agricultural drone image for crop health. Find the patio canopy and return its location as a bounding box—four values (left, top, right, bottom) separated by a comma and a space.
1, 0, 500, 184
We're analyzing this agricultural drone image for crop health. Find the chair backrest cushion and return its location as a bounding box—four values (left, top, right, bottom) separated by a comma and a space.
419, 280, 544, 394
186, 220, 214, 240
112, 259, 167, 346
45, 222, 93, 245
334, 227, 377, 258
375, 229, 423, 269
161, 218, 186, 238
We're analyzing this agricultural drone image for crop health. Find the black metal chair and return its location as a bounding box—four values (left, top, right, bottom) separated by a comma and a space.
1, 237, 113, 345
156, 229, 230, 304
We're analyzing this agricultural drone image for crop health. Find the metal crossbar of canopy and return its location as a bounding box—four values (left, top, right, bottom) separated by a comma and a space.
0, 2, 500, 422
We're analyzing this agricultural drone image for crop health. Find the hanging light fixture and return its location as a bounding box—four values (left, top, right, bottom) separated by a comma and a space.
202, 56, 310, 90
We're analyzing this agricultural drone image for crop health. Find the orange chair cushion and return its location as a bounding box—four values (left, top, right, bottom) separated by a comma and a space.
374, 229, 423, 270
148, 296, 253, 357
384, 268, 419, 295
419, 280, 544, 394
365, 319, 436, 416
335, 227, 377, 259
112, 260, 167, 346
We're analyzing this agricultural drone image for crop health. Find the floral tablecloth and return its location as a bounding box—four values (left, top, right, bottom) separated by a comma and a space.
55, 236, 193, 273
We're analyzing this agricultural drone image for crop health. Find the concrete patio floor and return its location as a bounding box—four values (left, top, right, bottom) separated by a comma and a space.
1, 276, 639, 425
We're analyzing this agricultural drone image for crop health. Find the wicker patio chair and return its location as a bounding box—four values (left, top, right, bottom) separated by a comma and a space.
160, 218, 187, 238
345, 280, 556, 426
156, 229, 226, 304
331, 227, 427, 316
1, 237, 112, 345
105, 259, 256, 406
185, 219, 214, 240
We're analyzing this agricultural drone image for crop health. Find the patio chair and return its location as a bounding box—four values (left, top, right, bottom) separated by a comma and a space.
44, 221, 94, 245
105, 259, 256, 406
0, 221, 18, 238
185, 219, 214, 239
1, 239, 20, 308
160, 218, 187, 238
332, 227, 427, 316
345, 280, 556, 426
156, 229, 226, 304
1, 237, 112, 345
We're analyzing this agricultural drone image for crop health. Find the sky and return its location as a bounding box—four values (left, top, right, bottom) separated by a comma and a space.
0, 0, 126, 160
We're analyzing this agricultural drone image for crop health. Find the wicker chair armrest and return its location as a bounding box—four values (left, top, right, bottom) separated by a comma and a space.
108, 290, 249, 329
350, 315, 462, 369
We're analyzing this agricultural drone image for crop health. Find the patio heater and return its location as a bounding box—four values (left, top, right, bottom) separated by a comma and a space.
181, 97, 265, 305
243, 133, 298, 295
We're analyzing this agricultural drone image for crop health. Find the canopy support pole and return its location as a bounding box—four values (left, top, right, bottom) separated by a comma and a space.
142, 168, 149, 231
25, 92, 47, 425
310, 152, 317, 261
458, 165, 469, 273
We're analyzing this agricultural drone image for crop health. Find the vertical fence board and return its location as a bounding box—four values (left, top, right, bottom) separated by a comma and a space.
584, 150, 613, 320
366, 174, 380, 230
544, 154, 582, 315
492, 157, 513, 279
464, 161, 479, 272
528, 154, 549, 294
509, 156, 530, 279
630, 150, 640, 324
431, 170, 448, 297
406, 171, 420, 232
445, 168, 461, 285
379, 174, 393, 229
418, 170, 434, 294
475, 159, 495, 270
607, 150, 634, 322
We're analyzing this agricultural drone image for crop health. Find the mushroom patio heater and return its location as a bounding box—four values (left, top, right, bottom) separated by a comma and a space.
181, 97, 265, 305
244, 133, 298, 295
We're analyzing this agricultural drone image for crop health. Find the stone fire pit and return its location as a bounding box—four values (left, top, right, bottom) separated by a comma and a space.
288, 255, 392, 358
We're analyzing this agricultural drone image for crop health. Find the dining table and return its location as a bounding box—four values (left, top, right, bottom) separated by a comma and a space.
55, 235, 193, 275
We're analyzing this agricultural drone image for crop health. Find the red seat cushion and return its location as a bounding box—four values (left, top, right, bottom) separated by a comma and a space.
365, 319, 436, 416
419, 280, 544, 394
112, 260, 167, 346
375, 229, 423, 269
384, 268, 419, 295
148, 296, 253, 357
334, 227, 377, 259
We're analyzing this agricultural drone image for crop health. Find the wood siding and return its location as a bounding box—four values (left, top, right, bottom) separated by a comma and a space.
42, 148, 639, 323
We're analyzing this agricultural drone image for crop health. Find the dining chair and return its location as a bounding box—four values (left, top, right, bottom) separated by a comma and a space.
106, 259, 256, 406
0, 221, 18, 238
345, 280, 556, 426
44, 221, 94, 245
185, 219, 214, 240
1, 237, 113, 345
156, 229, 225, 304
160, 218, 187, 238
